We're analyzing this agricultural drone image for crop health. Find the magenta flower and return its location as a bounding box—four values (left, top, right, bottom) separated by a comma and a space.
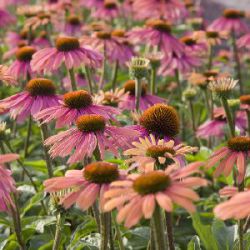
31, 36, 103, 72
133, 0, 186, 21
128, 19, 184, 56
33, 31, 51, 49
0, 154, 19, 213
92, 0, 120, 21
44, 161, 125, 211
35, 90, 120, 128
8, 46, 36, 79
65, 15, 82, 36
196, 107, 246, 139
209, 9, 248, 34
237, 33, 250, 49
206, 136, 250, 183
159, 51, 200, 76
180, 35, 207, 55
119, 80, 165, 111
0, 8, 15, 27
44, 114, 139, 164
80, 0, 103, 8
0, 78, 60, 122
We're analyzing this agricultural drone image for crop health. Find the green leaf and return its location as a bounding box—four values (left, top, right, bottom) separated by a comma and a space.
191, 213, 218, 250
233, 232, 250, 250
23, 160, 47, 173
212, 219, 235, 250
187, 236, 201, 250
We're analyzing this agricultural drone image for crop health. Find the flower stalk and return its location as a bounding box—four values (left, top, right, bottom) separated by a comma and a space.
166, 212, 175, 250
52, 213, 65, 250
111, 60, 119, 91
68, 68, 77, 91
24, 115, 32, 158
221, 97, 235, 137
85, 66, 93, 94
100, 212, 111, 250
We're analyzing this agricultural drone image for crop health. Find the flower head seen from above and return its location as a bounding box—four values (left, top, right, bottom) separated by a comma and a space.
35, 90, 120, 128
0, 65, 17, 86
119, 80, 165, 111
0, 78, 60, 122
137, 104, 180, 140
214, 189, 250, 220
44, 161, 124, 211
104, 162, 207, 228
8, 46, 36, 79
44, 114, 139, 164
206, 136, 250, 183
124, 134, 198, 172
0, 154, 19, 213
209, 77, 238, 99
209, 9, 248, 34
31, 36, 103, 72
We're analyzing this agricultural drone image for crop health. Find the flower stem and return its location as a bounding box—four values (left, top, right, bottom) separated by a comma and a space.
221, 97, 235, 137
152, 205, 168, 250
135, 78, 142, 112
232, 30, 243, 94
189, 100, 196, 134
99, 42, 107, 89
246, 110, 250, 136
150, 67, 157, 95
68, 68, 77, 91
207, 45, 214, 70
238, 182, 245, 250
112, 212, 125, 250
24, 115, 32, 158
100, 212, 111, 250
10, 195, 26, 250
166, 212, 175, 250
40, 123, 53, 177
175, 69, 182, 100
52, 213, 65, 250
111, 60, 119, 91
85, 66, 93, 94
202, 88, 210, 117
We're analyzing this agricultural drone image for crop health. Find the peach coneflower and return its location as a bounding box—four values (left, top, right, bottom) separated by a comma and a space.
45, 114, 139, 164
124, 134, 198, 172
0, 78, 60, 122
206, 136, 250, 183
104, 162, 207, 228
35, 90, 120, 128
0, 65, 17, 86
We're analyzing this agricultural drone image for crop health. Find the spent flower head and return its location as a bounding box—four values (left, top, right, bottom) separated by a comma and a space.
128, 57, 150, 79
183, 87, 197, 101
209, 77, 238, 99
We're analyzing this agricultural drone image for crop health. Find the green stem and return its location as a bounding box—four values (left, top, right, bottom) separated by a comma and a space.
150, 67, 157, 95
175, 69, 182, 100
189, 100, 196, 134
100, 212, 110, 250
246, 110, 250, 136
207, 45, 214, 70
232, 30, 243, 94
238, 182, 245, 250
68, 68, 77, 91
24, 115, 32, 158
221, 98, 235, 137
99, 42, 107, 89
93, 202, 101, 233
151, 205, 168, 250
52, 213, 65, 250
40, 123, 53, 177
135, 78, 142, 112
112, 213, 125, 250
166, 212, 174, 250
111, 60, 119, 91
85, 66, 93, 94
202, 88, 210, 117
10, 194, 26, 250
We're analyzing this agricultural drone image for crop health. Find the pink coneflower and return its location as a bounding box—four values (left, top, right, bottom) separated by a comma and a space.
240, 95, 250, 111
128, 19, 184, 56
0, 154, 19, 213
219, 186, 242, 198
209, 9, 248, 34
33, 31, 51, 48
193, 30, 228, 46
104, 162, 207, 228
34, 90, 119, 128
206, 136, 250, 183
62, 73, 87, 91
0, 8, 15, 27
8, 46, 36, 79
44, 114, 139, 163
92, 0, 120, 21
0, 78, 60, 122
196, 107, 246, 139
132, 0, 186, 22
214, 190, 250, 220
80, 0, 103, 8
133, 104, 180, 141
124, 134, 198, 172
159, 51, 200, 76
180, 35, 207, 55
31, 36, 103, 72
119, 80, 165, 111
0, 65, 17, 86
24, 11, 51, 30
5, 30, 30, 49
65, 15, 82, 36
237, 33, 250, 49
44, 161, 125, 211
